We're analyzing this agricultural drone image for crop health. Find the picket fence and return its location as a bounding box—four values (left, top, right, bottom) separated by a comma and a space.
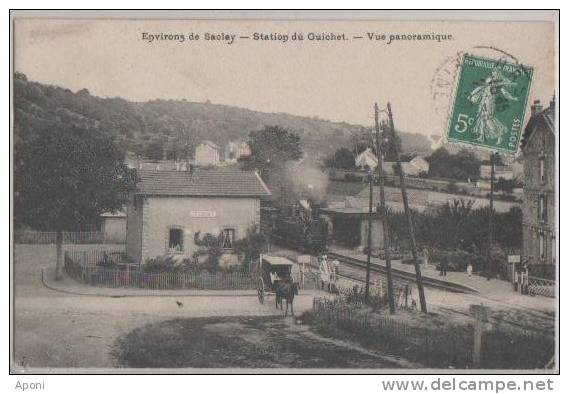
333, 275, 413, 310
64, 249, 127, 267
64, 251, 256, 290
15, 231, 117, 244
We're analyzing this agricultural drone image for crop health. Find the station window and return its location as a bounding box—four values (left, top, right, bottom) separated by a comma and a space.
539, 155, 546, 185
539, 233, 546, 260
220, 228, 235, 250
168, 228, 184, 252
538, 195, 548, 223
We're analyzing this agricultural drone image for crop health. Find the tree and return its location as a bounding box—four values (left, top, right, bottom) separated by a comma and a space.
427, 147, 481, 181
380, 123, 403, 162
453, 149, 481, 180
233, 224, 267, 271
495, 177, 517, 194
326, 147, 355, 169
244, 125, 302, 179
143, 138, 165, 160
14, 119, 137, 279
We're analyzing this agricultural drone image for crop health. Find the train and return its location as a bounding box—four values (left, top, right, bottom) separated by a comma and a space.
261, 199, 328, 254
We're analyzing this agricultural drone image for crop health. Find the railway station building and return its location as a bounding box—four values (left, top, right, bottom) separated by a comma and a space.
126, 166, 271, 265
320, 204, 384, 250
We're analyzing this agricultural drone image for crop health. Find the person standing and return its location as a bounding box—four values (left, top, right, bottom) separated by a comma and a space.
467, 263, 473, 277
440, 257, 448, 277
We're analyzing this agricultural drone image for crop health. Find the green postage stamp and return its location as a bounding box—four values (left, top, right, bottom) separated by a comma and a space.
446, 54, 533, 154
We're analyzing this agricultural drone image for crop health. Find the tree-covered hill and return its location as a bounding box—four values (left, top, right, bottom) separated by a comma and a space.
14, 72, 432, 160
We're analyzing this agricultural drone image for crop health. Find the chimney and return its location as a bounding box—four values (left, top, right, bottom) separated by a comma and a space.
531, 99, 543, 116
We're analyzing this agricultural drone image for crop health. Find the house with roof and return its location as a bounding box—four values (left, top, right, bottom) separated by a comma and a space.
355, 148, 378, 171
126, 167, 271, 265
521, 98, 556, 267
195, 140, 220, 166
225, 140, 252, 164
384, 156, 429, 176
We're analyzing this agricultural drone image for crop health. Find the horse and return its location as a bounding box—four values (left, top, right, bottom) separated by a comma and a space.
274, 280, 299, 317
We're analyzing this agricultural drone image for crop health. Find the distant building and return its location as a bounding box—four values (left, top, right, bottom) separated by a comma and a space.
126, 167, 271, 265
355, 148, 378, 170
320, 199, 384, 250
384, 156, 429, 176
225, 140, 252, 163
195, 140, 220, 166
521, 98, 556, 266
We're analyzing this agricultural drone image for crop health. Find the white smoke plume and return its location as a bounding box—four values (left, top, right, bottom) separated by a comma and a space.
285, 158, 328, 202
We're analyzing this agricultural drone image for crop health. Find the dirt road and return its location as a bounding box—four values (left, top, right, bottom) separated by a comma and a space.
13, 245, 408, 370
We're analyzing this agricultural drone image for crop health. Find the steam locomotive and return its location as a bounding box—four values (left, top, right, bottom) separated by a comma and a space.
262, 199, 328, 254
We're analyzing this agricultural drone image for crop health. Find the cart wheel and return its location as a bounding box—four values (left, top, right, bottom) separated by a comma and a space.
257, 278, 265, 304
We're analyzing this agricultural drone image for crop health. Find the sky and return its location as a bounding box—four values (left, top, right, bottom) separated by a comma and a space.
13, 18, 556, 137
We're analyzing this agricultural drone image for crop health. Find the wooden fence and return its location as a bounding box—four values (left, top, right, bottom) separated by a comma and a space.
15, 231, 122, 244
64, 249, 127, 267
312, 297, 554, 369
312, 297, 470, 368
64, 251, 256, 290
333, 275, 413, 310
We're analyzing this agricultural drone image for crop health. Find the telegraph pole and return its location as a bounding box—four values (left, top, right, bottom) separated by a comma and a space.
374, 103, 396, 315
386, 102, 427, 313
487, 152, 496, 279
364, 169, 373, 304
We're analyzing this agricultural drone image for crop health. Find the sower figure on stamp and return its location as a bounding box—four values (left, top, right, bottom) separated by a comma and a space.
467, 68, 518, 145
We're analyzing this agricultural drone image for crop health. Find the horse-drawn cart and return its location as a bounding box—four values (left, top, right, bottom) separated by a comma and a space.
256, 254, 295, 304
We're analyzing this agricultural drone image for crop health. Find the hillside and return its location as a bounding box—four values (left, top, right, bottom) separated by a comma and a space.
13, 73, 432, 160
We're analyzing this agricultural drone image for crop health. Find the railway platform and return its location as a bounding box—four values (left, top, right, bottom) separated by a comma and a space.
327, 246, 555, 311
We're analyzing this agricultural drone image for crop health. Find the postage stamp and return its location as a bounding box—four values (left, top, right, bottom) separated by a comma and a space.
446, 54, 533, 154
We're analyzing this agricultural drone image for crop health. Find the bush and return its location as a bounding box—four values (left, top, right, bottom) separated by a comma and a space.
193, 231, 222, 272
446, 182, 459, 193
142, 255, 177, 273
430, 246, 507, 274
344, 172, 361, 182
430, 249, 482, 272
233, 224, 266, 271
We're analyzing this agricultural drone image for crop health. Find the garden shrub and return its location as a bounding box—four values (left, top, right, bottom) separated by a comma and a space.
344, 172, 361, 182
142, 255, 177, 273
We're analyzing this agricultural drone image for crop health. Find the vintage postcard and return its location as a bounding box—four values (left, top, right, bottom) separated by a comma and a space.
10, 10, 558, 374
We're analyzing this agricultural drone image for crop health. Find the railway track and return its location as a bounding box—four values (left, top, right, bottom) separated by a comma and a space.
325, 252, 478, 294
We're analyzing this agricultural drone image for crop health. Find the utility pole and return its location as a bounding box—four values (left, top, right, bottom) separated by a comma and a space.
374, 103, 396, 314
364, 169, 373, 304
487, 152, 496, 279
386, 102, 427, 313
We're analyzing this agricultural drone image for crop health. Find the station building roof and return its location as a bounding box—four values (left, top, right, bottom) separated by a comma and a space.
134, 167, 271, 197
